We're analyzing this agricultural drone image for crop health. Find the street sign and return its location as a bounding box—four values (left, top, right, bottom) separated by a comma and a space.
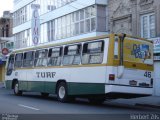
153, 38, 160, 53
2, 48, 9, 55
31, 4, 40, 45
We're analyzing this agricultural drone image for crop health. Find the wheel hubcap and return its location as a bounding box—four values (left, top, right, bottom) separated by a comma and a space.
59, 86, 65, 99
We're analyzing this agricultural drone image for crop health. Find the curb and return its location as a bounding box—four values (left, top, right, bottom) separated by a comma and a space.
135, 103, 160, 109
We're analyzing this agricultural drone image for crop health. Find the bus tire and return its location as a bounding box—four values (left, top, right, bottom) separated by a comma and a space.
13, 81, 22, 96
41, 93, 49, 98
57, 82, 69, 103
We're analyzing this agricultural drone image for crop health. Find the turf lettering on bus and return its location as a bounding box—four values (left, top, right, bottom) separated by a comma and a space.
41, 72, 45, 78
36, 72, 56, 78
46, 72, 51, 78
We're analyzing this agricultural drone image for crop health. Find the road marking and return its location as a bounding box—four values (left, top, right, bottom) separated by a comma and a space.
18, 104, 40, 111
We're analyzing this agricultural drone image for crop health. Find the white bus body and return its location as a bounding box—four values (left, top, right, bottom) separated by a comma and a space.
5, 34, 154, 103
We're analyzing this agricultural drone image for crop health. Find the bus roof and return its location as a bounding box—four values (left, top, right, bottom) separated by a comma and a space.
11, 34, 152, 53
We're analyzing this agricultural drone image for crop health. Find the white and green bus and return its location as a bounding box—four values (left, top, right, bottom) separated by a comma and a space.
5, 34, 154, 103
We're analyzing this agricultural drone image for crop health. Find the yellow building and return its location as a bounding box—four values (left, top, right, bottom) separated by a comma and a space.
0, 64, 5, 82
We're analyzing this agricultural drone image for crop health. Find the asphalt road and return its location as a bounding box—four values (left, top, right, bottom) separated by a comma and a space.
0, 87, 159, 115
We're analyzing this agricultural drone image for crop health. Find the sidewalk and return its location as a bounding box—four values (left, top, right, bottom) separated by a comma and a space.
111, 96, 160, 109
0, 82, 5, 88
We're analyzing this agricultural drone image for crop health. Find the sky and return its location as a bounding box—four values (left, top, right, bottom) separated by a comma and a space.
0, 0, 13, 17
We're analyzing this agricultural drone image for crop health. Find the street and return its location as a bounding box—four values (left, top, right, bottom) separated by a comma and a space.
0, 87, 159, 114
0, 86, 160, 120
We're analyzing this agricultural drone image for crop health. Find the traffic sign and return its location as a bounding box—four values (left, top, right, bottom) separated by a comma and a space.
2, 48, 9, 55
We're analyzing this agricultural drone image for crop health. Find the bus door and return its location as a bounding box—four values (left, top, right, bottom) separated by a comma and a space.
34, 49, 48, 92
23, 51, 35, 91
14, 53, 28, 90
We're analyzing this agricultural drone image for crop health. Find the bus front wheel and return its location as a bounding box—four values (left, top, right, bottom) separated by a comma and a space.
57, 82, 69, 102
13, 81, 22, 96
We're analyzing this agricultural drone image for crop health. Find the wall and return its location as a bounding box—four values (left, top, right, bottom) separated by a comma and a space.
108, 0, 160, 38
108, 0, 133, 35
154, 61, 160, 96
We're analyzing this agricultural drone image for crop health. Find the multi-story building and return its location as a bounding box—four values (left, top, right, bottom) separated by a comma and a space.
108, 0, 159, 38
108, 0, 160, 96
13, 0, 160, 96
0, 11, 13, 82
13, 0, 109, 49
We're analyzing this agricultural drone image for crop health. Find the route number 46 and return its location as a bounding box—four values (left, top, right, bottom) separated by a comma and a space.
144, 71, 151, 78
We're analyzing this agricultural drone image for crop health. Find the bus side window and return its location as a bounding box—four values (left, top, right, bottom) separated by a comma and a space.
48, 47, 62, 66
15, 53, 23, 68
63, 44, 81, 65
23, 51, 34, 67
82, 41, 104, 64
34, 49, 48, 67
6, 54, 14, 75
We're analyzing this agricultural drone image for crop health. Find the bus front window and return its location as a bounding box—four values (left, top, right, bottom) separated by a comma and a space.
6, 54, 15, 76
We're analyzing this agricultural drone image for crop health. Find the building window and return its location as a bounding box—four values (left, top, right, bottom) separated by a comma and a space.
6, 25, 9, 37
14, 5, 106, 49
47, 20, 55, 42
6, 42, 14, 50
13, 0, 76, 27
54, 5, 97, 40
141, 13, 156, 38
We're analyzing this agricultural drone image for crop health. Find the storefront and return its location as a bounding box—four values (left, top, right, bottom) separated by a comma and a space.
153, 37, 160, 96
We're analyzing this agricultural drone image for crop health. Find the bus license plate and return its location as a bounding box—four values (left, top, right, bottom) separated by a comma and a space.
129, 80, 137, 86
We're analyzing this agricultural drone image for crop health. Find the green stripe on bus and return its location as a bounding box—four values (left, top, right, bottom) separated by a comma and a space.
19, 81, 56, 93
5, 80, 105, 95
68, 83, 105, 95
5, 80, 12, 89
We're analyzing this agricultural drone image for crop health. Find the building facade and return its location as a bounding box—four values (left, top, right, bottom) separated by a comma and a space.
0, 11, 13, 82
108, 0, 160, 38
108, 0, 160, 96
13, 0, 109, 49
13, 0, 160, 96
